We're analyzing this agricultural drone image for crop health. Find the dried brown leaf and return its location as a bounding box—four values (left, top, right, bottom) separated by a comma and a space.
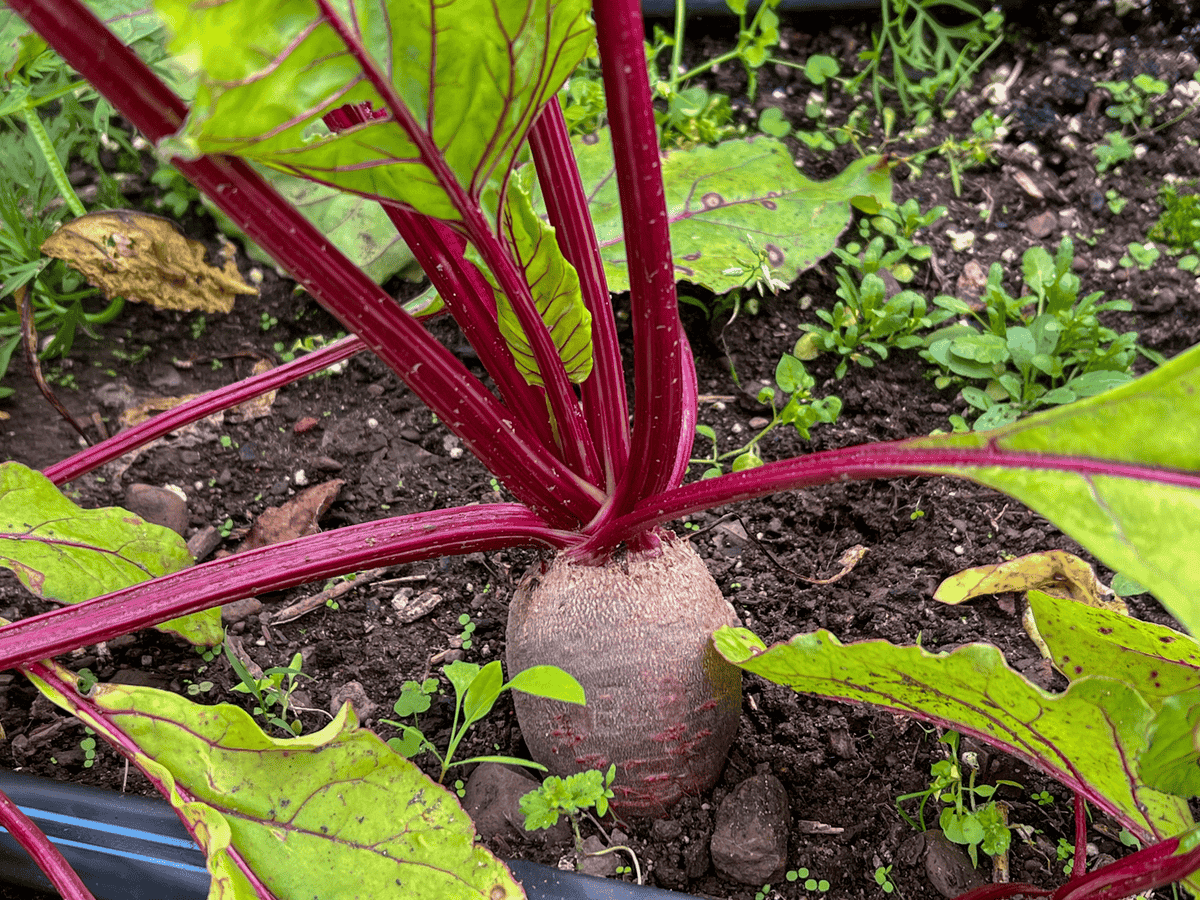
237, 480, 344, 552
41, 210, 257, 313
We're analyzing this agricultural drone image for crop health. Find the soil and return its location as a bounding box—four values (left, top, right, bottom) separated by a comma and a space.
2, 2, 1199, 898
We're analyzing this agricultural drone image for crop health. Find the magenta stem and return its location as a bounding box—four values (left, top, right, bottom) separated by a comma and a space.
0, 505, 574, 671
379, 204, 559, 455
0, 786, 96, 900
528, 99, 630, 492
44, 335, 365, 486
1072, 793, 1087, 879
592, 0, 696, 516
584, 441, 1200, 551
1052, 833, 1200, 900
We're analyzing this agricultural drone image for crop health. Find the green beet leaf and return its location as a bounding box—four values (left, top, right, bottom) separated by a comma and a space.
904, 342, 1200, 636
155, 0, 593, 222
0, 0, 164, 74
0, 462, 219, 646
481, 181, 592, 387
557, 130, 892, 294
1140, 693, 1200, 799
214, 166, 419, 284
714, 626, 1195, 846
27, 662, 522, 900
1028, 590, 1200, 709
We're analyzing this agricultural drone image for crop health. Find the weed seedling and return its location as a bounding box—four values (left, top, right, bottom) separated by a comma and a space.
874, 865, 895, 893
456, 613, 476, 650
380, 660, 583, 783
896, 731, 1020, 866
1150, 186, 1200, 252
922, 236, 1151, 428
1098, 74, 1169, 132
789, 867, 830, 892
691, 353, 841, 476
1121, 242, 1161, 271
521, 764, 643, 882
228, 651, 309, 736
80, 728, 97, 768
1094, 133, 1135, 174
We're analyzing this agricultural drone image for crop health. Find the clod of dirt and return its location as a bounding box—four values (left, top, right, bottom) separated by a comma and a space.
123, 483, 188, 537
463, 763, 571, 844
329, 680, 376, 719
710, 772, 790, 884
924, 830, 986, 898
220, 597, 262, 626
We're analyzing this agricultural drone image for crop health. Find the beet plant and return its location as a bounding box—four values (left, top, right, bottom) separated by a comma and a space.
2, 0, 1200, 898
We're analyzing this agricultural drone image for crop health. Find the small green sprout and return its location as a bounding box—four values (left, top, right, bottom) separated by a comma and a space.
382, 661, 584, 783
874, 865, 895, 894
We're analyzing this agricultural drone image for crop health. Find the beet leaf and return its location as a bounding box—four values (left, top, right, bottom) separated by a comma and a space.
0, 461, 219, 645
24, 658, 520, 900
556, 132, 894, 292
712, 627, 1196, 853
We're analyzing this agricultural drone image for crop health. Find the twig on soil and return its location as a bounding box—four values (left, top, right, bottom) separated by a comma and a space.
17, 285, 92, 445
688, 512, 868, 585
271, 567, 390, 624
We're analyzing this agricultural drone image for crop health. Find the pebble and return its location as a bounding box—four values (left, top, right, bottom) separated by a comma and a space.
293, 416, 320, 434
710, 773, 790, 884
579, 834, 620, 879
925, 830, 984, 898
330, 681, 377, 719
462, 763, 571, 843
221, 597, 262, 625
124, 484, 189, 537
956, 261, 988, 300
1025, 211, 1057, 239
945, 229, 975, 252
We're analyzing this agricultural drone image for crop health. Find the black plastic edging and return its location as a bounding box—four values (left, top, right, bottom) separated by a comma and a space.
0, 770, 694, 900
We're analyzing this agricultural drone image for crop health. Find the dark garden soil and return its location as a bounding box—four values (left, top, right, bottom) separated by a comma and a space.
2, 2, 1200, 898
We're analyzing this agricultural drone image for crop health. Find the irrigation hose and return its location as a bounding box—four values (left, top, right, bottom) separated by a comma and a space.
0, 770, 693, 900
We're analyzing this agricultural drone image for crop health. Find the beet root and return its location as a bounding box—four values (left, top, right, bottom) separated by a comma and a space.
506, 536, 741, 816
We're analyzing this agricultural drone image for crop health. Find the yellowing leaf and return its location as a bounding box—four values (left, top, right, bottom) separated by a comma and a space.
27, 659, 524, 900
0, 461, 219, 646
40, 210, 257, 313
934, 550, 1128, 661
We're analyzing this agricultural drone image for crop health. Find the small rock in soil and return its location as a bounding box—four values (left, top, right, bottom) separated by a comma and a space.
924, 830, 985, 898
1025, 211, 1057, 239
578, 834, 619, 879
462, 763, 570, 843
653, 818, 683, 841
710, 772, 790, 884
956, 261, 988, 302
124, 483, 189, 537
329, 681, 376, 719
221, 597, 263, 626
684, 834, 711, 879
187, 525, 222, 562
